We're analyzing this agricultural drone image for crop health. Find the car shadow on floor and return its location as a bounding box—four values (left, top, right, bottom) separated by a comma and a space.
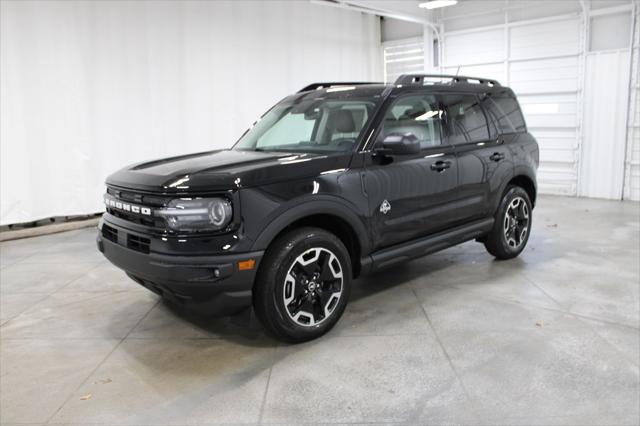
109, 249, 528, 384
150, 252, 465, 346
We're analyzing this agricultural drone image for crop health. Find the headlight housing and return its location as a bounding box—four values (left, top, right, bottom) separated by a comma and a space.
156, 198, 232, 232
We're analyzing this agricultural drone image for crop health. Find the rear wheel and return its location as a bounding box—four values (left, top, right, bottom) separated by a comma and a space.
484, 185, 532, 260
253, 227, 351, 343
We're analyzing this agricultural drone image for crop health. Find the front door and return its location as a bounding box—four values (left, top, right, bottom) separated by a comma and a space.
363, 92, 459, 250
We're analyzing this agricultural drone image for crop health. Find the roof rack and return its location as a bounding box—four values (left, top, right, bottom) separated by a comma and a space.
394, 74, 501, 87
297, 82, 381, 93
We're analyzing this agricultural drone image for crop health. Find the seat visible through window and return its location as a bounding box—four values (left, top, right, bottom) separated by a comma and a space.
378, 94, 442, 149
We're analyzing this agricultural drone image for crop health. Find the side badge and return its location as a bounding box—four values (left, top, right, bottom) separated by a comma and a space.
380, 199, 391, 215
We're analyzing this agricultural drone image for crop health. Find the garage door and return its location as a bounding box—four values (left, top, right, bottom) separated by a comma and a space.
441, 17, 583, 196
383, 37, 424, 83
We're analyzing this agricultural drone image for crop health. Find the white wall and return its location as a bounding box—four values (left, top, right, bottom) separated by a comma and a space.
436, 0, 638, 200
381, 17, 422, 42
579, 50, 631, 199
623, 8, 640, 201
0, 0, 382, 225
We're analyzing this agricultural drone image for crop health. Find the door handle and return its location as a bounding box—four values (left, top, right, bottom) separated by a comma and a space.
490, 152, 505, 162
430, 160, 451, 172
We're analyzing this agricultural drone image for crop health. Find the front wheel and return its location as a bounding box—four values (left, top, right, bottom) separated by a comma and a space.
484, 185, 533, 260
253, 227, 351, 343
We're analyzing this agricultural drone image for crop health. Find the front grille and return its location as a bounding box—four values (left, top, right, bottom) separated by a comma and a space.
107, 208, 164, 228
107, 187, 167, 206
105, 187, 168, 230
102, 224, 118, 243
127, 234, 150, 254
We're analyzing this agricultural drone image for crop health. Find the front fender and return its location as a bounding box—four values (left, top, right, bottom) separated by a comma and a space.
249, 195, 371, 255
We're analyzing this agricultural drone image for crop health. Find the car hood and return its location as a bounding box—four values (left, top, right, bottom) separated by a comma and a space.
106, 149, 352, 193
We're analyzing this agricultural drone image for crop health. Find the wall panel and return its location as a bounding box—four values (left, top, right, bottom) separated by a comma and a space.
509, 19, 581, 59
579, 51, 631, 199
383, 37, 424, 83
443, 28, 504, 65
623, 13, 640, 201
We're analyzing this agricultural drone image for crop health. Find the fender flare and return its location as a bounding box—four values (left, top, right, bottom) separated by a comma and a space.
497, 166, 538, 209
250, 196, 371, 256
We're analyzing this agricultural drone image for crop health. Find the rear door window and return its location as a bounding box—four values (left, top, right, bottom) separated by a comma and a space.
442, 94, 490, 144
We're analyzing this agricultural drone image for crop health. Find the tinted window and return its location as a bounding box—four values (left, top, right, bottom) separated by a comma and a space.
378, 94, 443, 148
443, 95, 490, 144
481, 92, 526, 135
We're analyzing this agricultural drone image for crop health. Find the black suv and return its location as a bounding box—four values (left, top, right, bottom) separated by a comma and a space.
97, 74, 539, 342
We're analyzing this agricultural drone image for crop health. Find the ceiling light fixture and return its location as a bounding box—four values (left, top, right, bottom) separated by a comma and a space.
418, 0, 458, 9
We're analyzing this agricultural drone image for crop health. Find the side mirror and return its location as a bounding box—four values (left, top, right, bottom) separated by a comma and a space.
378, 133, 421, 155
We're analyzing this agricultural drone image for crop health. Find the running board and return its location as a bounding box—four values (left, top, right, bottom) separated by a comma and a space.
361, 218, 494, 273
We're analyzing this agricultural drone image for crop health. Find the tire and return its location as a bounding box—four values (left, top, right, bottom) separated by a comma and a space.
253, 227, 352, 343
484, 185, 533, 260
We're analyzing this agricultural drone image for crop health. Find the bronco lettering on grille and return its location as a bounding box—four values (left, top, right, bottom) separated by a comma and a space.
104, 195, 151, 216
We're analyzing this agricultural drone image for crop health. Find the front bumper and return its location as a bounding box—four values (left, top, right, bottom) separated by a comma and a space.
96, 220, 263, 316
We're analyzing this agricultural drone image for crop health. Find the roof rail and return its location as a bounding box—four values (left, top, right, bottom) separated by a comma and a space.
297, 82, 381, 93
394, 74, 501, 87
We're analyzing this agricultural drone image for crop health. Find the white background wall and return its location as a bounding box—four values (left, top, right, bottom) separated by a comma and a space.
0, 0, 382, 225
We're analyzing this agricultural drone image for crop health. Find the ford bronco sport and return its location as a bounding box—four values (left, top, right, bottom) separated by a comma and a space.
97, 74, 539, 342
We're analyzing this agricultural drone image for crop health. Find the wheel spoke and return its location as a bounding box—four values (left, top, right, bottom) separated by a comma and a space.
317, 251, 333, 281
290, 295, 312, 315
292, 260, 315, 278
317, 287, 332, 310
311, 296, 325, 323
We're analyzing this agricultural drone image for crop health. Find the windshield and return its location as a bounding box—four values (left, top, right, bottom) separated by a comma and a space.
233, 95, 380, 154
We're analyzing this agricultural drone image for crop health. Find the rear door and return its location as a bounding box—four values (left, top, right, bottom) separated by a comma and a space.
364, 92, 459, 250
441, 93, 513, 222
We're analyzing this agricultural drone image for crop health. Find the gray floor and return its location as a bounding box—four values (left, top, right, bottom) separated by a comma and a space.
1, 195, 638, 426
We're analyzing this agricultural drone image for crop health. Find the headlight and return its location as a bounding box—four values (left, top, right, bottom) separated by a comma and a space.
156, 198, 232, 232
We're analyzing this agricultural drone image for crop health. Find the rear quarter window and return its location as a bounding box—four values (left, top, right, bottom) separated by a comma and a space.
481, 92, 527, 135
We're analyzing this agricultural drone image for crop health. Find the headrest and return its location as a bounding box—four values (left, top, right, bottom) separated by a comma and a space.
400, 106, 427, 120
328, 109, 356, 133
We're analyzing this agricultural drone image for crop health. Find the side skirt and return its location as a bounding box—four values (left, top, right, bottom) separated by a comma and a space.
360, 217, 494, 273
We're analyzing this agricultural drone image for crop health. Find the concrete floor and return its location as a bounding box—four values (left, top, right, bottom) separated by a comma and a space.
0, 195, 638, 425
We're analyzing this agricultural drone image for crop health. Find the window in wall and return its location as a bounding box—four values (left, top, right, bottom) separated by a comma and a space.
378, 94, 443, 148
480, 92, 527, 135
443, 95, 490, 144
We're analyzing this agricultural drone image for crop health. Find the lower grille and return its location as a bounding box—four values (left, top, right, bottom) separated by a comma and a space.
127, 234, 150, 254
107, 208, 163, 228
102, 224, 118, 243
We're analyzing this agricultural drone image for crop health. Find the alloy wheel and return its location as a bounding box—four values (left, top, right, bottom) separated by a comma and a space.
503, 196, 529, 249
282, 247, 343, 327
